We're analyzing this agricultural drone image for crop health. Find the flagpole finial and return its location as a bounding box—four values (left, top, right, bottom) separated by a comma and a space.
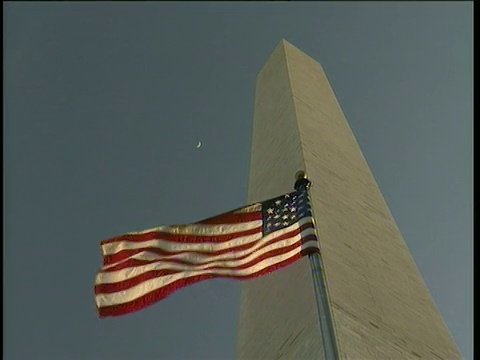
294, 171, 311, 191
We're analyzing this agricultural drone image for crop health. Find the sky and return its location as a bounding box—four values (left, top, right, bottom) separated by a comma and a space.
4, 2, 472, 360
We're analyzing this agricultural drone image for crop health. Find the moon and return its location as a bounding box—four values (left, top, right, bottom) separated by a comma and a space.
196, 141, 202, 148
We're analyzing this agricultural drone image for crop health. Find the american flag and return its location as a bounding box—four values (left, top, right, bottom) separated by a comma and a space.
95, 189, 319, 317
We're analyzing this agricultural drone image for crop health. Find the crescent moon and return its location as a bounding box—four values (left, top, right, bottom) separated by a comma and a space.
196, 141, 202, 148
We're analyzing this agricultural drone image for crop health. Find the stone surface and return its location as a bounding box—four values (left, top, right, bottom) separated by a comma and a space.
237, 40, 460, 360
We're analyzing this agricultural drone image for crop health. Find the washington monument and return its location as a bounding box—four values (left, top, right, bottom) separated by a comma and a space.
237, 40, 460, 359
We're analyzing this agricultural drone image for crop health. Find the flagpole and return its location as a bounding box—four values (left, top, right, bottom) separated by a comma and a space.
294, 171, 340, 360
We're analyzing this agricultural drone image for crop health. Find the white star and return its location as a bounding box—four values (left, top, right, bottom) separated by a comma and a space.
267, 208, 274, 214
275, 200, 282, 205
282, 214, 289, 220
282, 221, 289, 226
290, 207, 296, 212
274, 214, 280, 219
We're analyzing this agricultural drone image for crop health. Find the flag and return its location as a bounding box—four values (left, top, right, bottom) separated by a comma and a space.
94, 189, 319, 317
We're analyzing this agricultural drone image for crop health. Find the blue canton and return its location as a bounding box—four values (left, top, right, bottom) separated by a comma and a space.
262, 190, 312, 236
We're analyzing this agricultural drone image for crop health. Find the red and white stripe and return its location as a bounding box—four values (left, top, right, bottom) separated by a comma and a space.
95, 206, 319, 317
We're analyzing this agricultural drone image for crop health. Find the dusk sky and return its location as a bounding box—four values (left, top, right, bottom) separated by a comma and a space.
4, 2, 472, 359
